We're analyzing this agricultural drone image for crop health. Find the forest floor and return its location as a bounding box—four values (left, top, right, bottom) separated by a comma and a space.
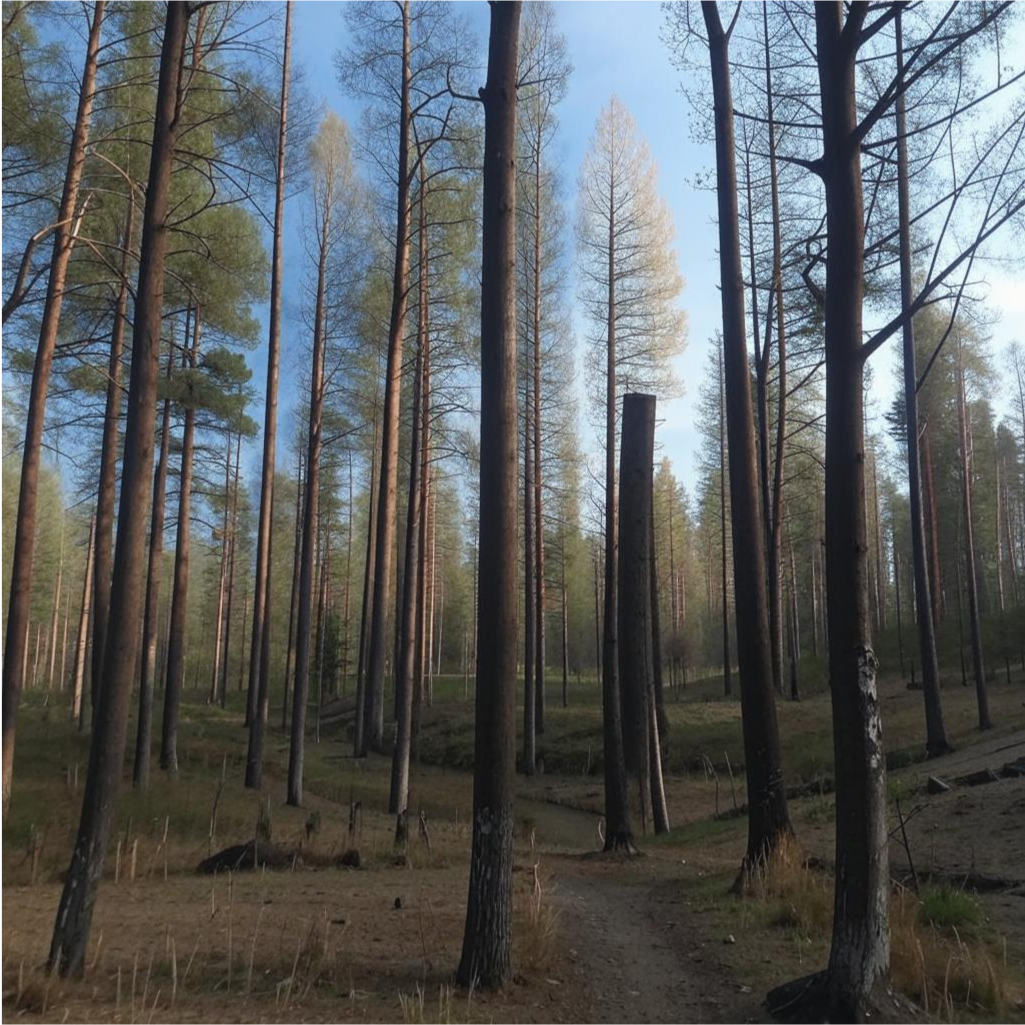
3, 667, 1025, 1023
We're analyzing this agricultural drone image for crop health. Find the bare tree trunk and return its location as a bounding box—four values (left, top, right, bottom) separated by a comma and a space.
3, 0, 105, 819
703, 2, 792, 873
561, 521, 569, 707
133, 348, 173, 788
282, 444, 304, 729
956, 350, 991, 730
209, 434, 232, 703
411, 330, 431, 765
245, 0, 292, 789
457, 2, 521, 987
532, 146, 546, 736
618, 393, 656, 833
718, 345, 732, 699
523, 318, 536, 775
363, 0, 412, 754
71, 517, 97, 724
218, 431, 242, 707
287, 191, 329, 808
894, 11, 948, 755
47, 518, 66, 689
353, 404, 379, 757
921, 426, 943, 631
341, 451, 354, 692
160, 307, 202, 774
391, 178, 427, 820
91, 198, 134, 712
600, 147, 633, 853
49, 1, 189, 975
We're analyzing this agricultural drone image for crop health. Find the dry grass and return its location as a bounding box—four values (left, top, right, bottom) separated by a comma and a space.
891, 886, 1012, 1018
513, 856, 560, 975
735, 836, 1018, 1018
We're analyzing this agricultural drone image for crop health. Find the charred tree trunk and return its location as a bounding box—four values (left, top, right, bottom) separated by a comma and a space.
457, 2, 520, 988
245, 0, 292, 789
49, 1, 189, 975
3, 0, 105, 818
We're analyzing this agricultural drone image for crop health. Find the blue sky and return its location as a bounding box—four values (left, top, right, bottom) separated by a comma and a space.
259, 1, 1023, 495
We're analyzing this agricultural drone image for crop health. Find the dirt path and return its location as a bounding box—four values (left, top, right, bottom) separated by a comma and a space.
547, 853, 765, 1024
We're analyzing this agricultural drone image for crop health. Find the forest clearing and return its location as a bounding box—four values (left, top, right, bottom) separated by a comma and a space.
4, 1, 1025, 1022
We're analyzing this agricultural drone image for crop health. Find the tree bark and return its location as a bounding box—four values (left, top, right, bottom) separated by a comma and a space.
457, 1, 520, 989
2, 0, 105, 819
523, 314, 536, 775
718, 345, 732, 699
49, 1, 189, 975
245, 0, 292, 789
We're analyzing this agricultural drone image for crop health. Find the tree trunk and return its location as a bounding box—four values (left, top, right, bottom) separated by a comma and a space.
160, 307, 202, 774
287, 195, 329, 808
956, 351, 991, 730
921, 426, 943, 631
894, 10, 948, 756
353, 403, 380, 757
49, 1, 189, 975
532, 144, 546, 736
600, 140, 633, 854
91, 198, 134, 712
282, 444, 304, 729
218, 431, 242, 707
703, 1, 792, 872
718, 345, 732, 699
245, 0, 292, 789
800, 6, 889, 1016
133, 348, 173, 788
363, 0, 412, 754
618, 393, 657, 834
457, 2, 520, 988
209, 434, 233, 704
71, 516, 97, 726
390, 177, 427, 819
523, 315, 536, 775
2, 0, 104, 819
